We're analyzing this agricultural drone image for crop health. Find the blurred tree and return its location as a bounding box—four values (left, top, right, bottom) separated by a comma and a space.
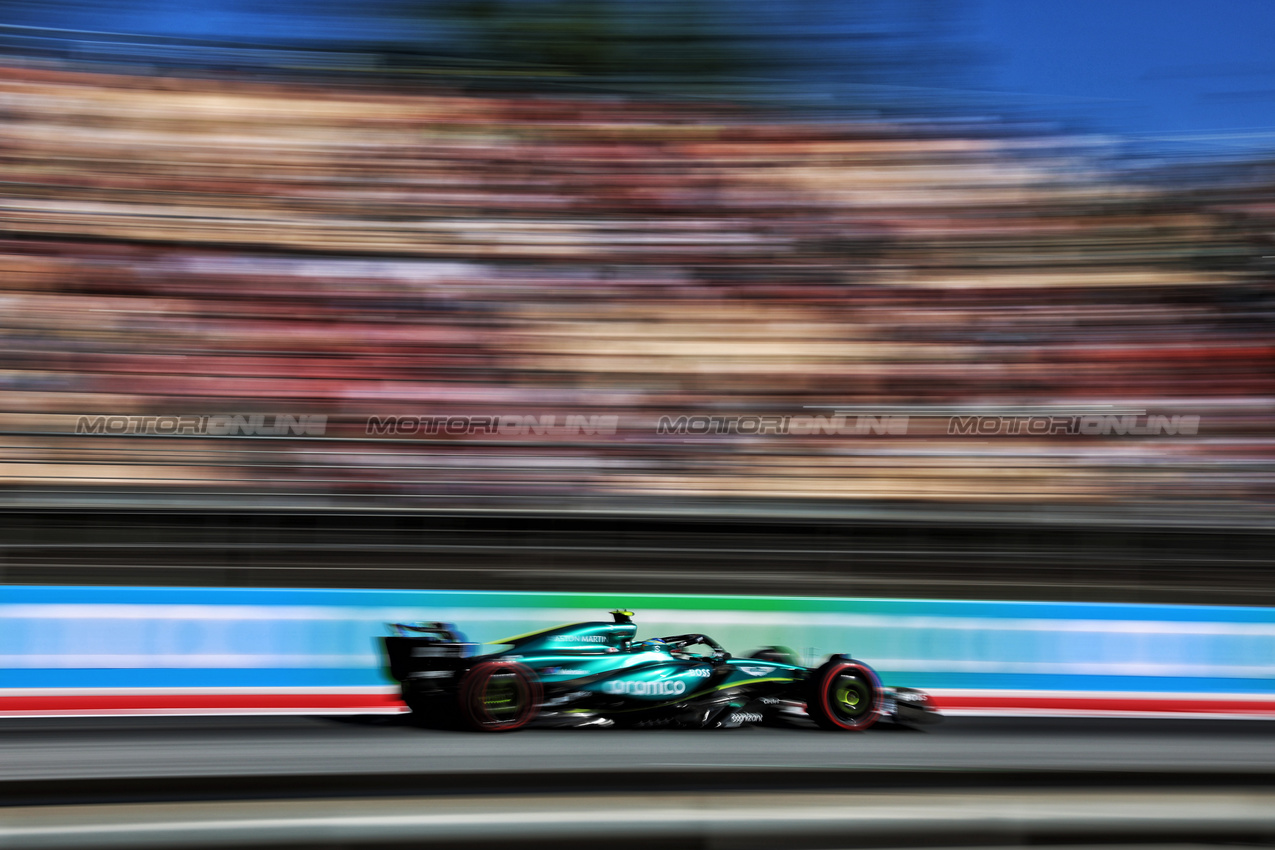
422, 0, 747, 81
391, 0, 981, 108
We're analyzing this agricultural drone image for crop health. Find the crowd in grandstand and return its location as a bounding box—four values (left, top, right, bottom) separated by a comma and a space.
0, 63, 1271, 515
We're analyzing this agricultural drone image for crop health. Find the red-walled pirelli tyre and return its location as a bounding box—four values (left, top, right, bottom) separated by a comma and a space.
457, 660, 542, 732
807, 660, 883, 731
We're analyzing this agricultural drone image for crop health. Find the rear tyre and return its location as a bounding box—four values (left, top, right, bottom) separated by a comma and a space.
807, 660, 882, 731
457, 660, 542, 732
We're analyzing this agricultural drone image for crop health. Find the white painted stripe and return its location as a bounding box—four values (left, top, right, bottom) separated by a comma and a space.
0, 707, 407, 718
0, 686, 397, 697
1, 605, 379, 621
0, 654, 380, 669
870, 660, 1275, 677
8, 687, 1270, 702
7, 792, 1275, 847
9, 605, 1275, 638
629, 609, 1275, 637
0, 654, 376, 668
10, 653, 1275, 677
941, 708, 1275, 720
923, 688, 1275, 701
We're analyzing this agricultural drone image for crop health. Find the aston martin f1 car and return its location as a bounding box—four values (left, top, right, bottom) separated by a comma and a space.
381, 610, 939, 731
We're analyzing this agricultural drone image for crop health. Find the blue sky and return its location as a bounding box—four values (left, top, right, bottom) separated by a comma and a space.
6, 0, 1275, 145
974, 0, 1275, 144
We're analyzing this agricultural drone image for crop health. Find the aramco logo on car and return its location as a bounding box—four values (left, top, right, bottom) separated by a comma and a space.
603, 679, 687, 696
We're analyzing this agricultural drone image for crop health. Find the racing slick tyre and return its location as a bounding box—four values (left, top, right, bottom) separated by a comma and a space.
807, 660, 882, 731
457, 660, 543, 732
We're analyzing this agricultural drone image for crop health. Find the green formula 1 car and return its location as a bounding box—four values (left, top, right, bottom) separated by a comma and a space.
382, 610, 939, 731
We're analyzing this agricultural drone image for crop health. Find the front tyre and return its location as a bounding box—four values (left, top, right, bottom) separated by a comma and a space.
457, 660, 542, 732
807, 660, 882, 731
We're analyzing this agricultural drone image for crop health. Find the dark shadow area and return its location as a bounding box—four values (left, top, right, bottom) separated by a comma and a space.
2, 508, 1271, 604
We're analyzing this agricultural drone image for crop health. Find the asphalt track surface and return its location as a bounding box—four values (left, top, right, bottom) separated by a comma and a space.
5, 715, 1275, 784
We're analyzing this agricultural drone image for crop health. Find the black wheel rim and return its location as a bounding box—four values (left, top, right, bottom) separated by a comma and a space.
829, 673, 873, 723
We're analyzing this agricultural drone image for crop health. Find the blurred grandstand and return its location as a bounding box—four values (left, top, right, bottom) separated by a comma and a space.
0, 32, 1271, 599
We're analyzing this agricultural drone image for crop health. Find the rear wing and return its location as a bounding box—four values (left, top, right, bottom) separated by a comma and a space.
382, 621, 479, 682
388, 621, 467, 640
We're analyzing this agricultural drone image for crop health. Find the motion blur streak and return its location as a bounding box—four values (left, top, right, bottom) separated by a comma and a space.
0, 56, 1267, 524
0, 6, 1271, 850
9, 790, 1275, 850
7, 587, 1275, 718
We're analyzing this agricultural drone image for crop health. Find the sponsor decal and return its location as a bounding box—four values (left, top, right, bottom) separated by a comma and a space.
729, 712, 764, 724
740, 666, 774, 676
550, 635, 609, 643
543, 668, 590, 676
603, 679, 687, 697
687, 667, 712, 677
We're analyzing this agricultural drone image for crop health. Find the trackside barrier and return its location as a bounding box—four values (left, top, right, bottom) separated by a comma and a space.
3, 586, 1275, 717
